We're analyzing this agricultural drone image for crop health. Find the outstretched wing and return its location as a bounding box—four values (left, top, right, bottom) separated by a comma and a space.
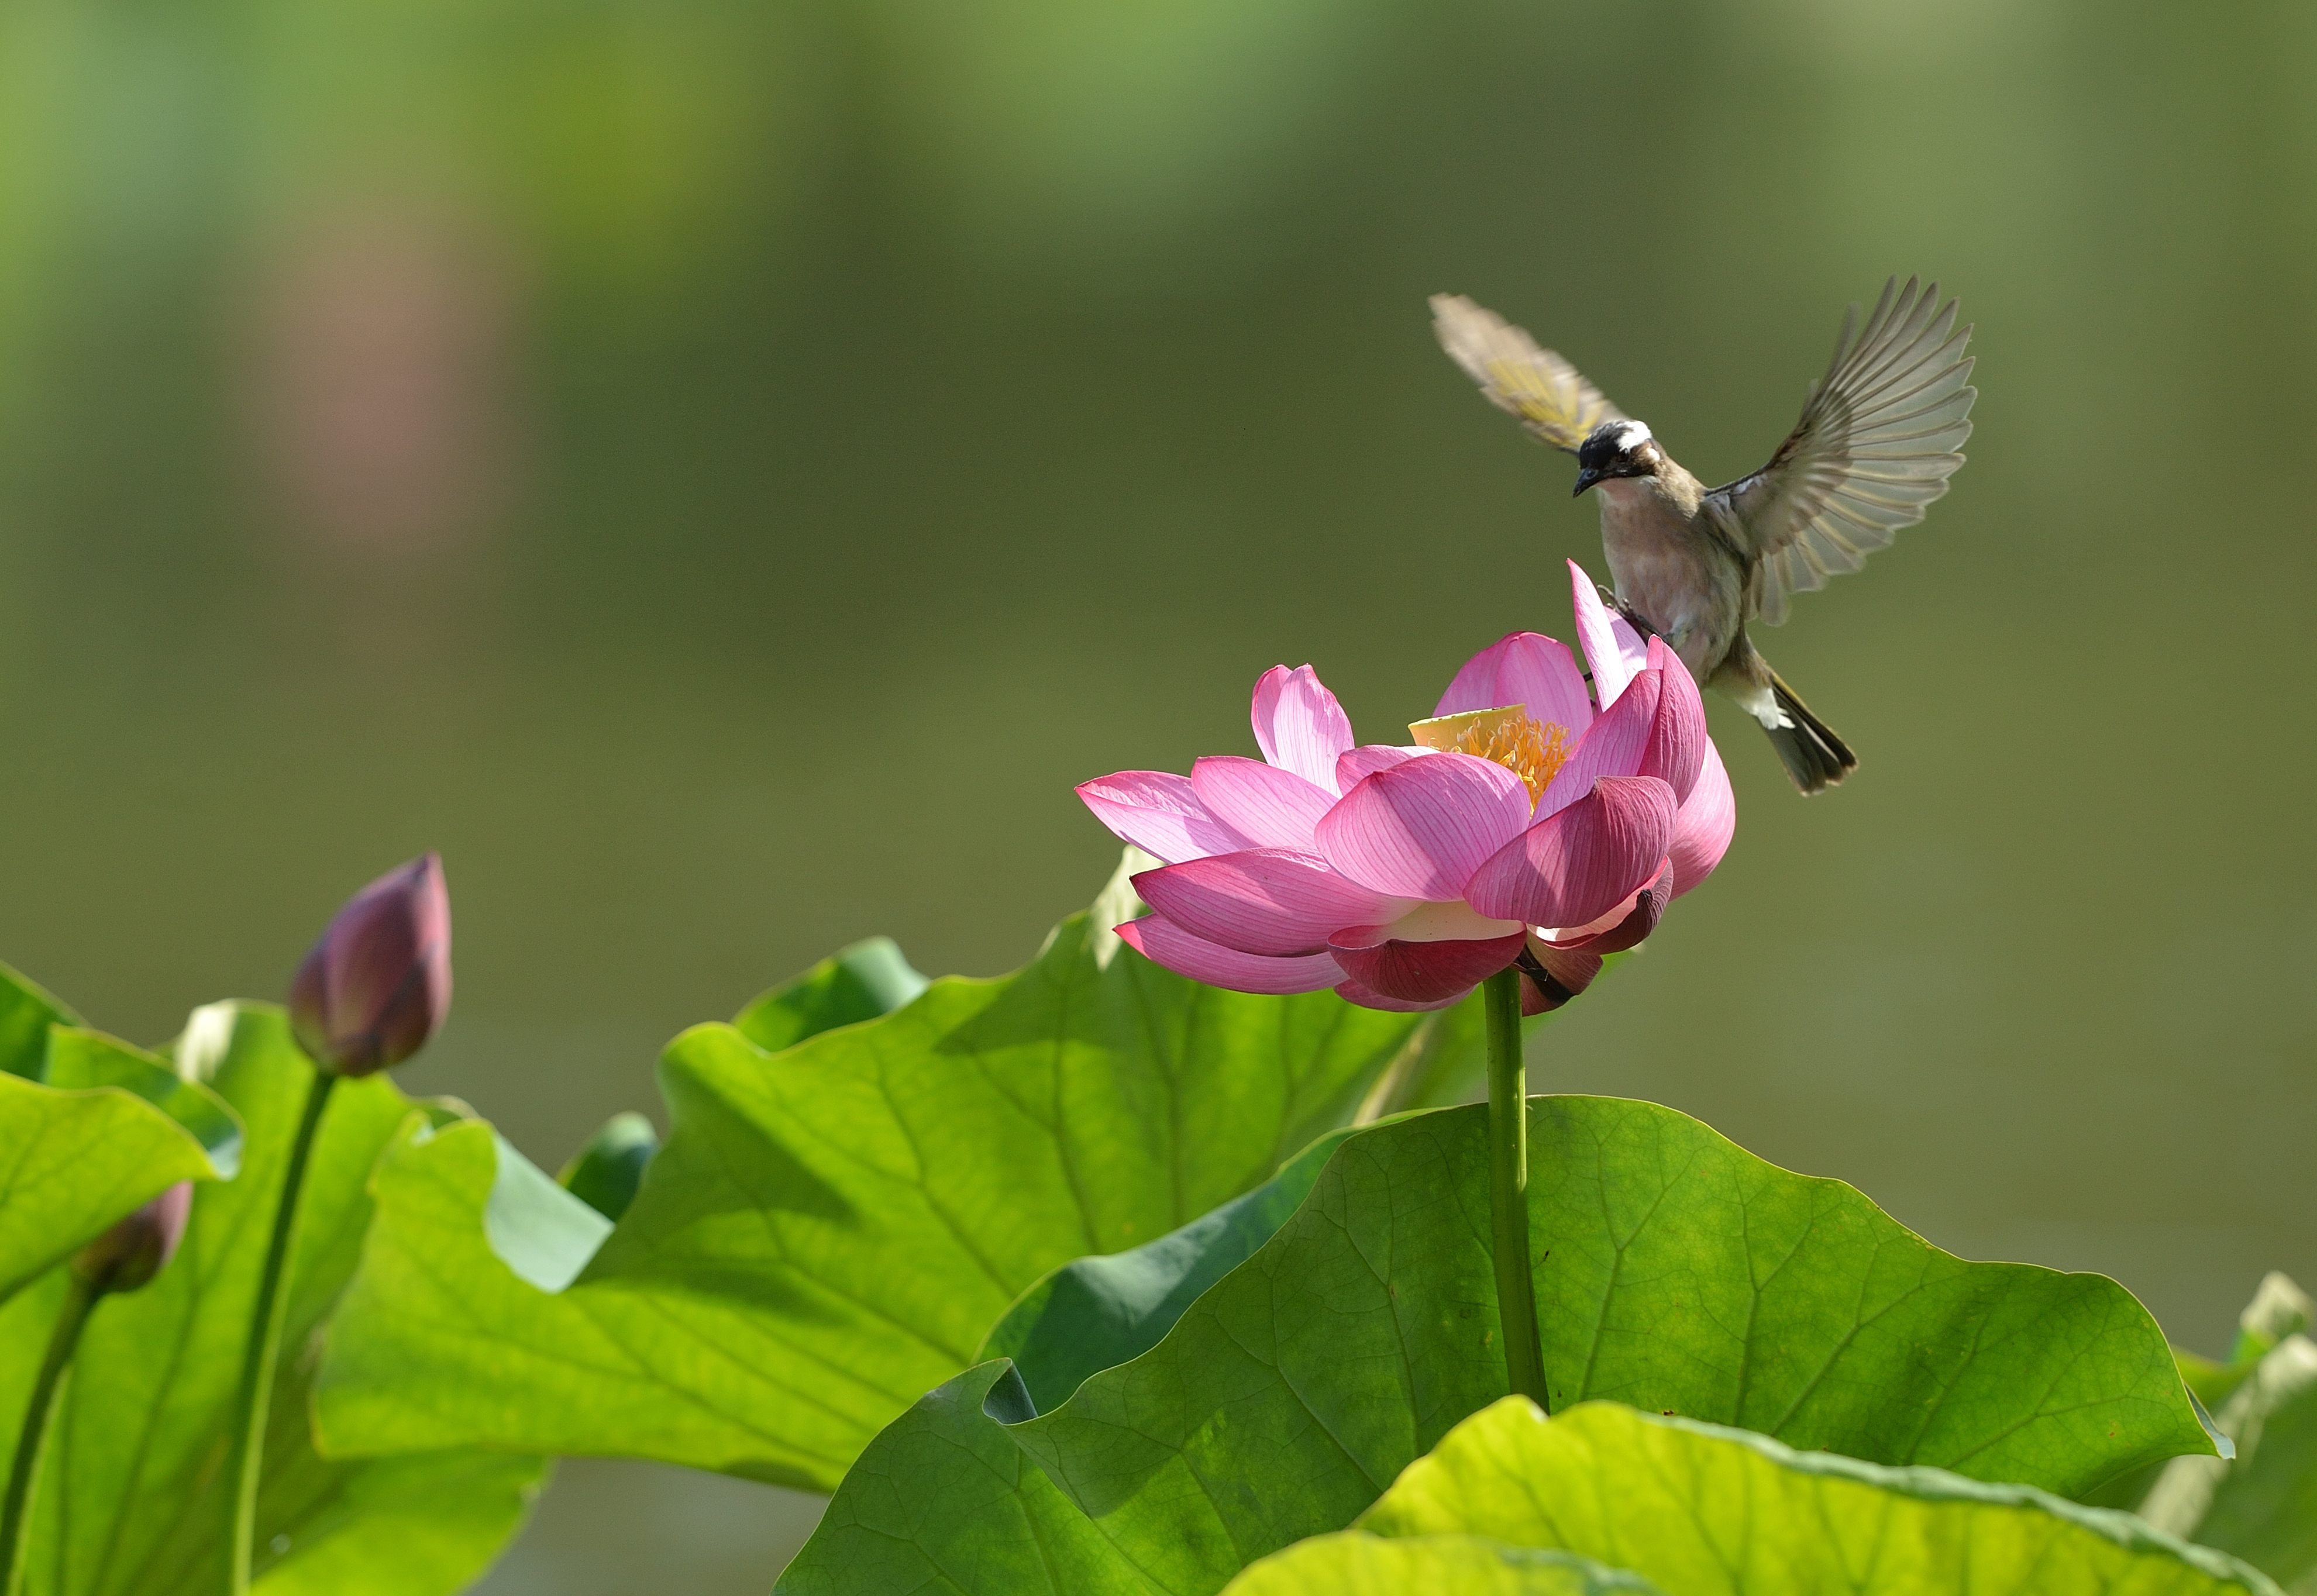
1431, 294, 1624, 454
1706, 277, 1975, 626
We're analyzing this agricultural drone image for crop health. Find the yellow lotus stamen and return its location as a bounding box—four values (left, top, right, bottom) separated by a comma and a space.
1407, 705, 1572, 808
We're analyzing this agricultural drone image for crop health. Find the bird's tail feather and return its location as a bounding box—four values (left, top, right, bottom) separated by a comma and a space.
1764, 671, 1856, 794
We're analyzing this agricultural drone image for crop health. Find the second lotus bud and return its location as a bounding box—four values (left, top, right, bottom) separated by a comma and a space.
70, 1182, 193, 1296
288, 852, 453, 1077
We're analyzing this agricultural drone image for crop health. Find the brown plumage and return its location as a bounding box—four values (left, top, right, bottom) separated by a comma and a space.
1431, 279, 1974, 793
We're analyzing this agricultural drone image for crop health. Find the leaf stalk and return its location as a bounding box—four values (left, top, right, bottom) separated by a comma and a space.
2, 1273, 101, 1596
2, 1271, 99, 1596
227, 1067, 338, 1592
1482, 966, 1547, 1410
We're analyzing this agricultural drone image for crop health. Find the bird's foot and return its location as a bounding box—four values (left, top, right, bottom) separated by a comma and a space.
1601, 588, 1661, 642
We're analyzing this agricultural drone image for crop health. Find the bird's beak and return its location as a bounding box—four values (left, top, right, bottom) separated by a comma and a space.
1572, 467, 1602, 497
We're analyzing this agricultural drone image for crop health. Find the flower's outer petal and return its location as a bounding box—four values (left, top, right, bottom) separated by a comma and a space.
1518, 974, 1555, 1016
1252, 665, 1355, 792
1536, 669, 1661, 818
1568, 560, 1650, 709
1634, 637, 1707, 804
1551, 857, 1674, 954
1433, 632, 1595, 736
1316, 752, 1534, 900
1466, 775, 1678, 929
1077, 771, 1255, 864
1327, 925, 1527, 1005
1334, 978, 1468, 1013
1669, 737, 1736, 898
1114, 915, 1341, 994
1132, 849, 1410, 958
1189, 756, 1337, 852
1520, 942, 1604, 1014
1536, 888, 1641, 948
1335, 744, 1430, 791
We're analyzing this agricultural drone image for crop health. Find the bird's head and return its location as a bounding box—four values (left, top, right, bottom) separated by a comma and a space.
1573, 419, 1661, 496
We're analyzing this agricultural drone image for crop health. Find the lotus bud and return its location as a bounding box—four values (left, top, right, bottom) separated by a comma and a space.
289, 852, 452, 1076
70, 1181, 192, 1295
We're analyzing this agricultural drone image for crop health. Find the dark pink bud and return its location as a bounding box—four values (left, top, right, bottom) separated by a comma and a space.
289, 852, 452, 1076
71, 1181, 193, 1295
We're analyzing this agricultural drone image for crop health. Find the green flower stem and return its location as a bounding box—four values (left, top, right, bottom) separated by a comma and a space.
1482, 966, 1547, 1411
228, 1067, 338, 1594
2, 1270, 98, 1596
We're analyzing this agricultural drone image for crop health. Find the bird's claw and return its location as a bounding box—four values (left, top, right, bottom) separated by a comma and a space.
1603, 590, 1661, 642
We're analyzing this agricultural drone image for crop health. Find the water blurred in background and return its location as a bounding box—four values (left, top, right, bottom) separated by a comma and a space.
1, 0, 2312, 1585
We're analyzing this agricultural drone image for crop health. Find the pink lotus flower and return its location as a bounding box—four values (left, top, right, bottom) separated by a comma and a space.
1077, 563, 1736, 1013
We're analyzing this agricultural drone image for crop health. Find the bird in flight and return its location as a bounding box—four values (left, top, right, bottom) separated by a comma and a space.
1431, 279, 1975, 792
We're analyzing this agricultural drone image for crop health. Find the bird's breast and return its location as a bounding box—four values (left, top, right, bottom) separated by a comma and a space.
1594, 481, 1740, 678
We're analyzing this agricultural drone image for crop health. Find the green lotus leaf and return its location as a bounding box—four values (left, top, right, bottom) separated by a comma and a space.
0, 1003, 542, 1596
555, 1111, 660, 1223
977, 1119, 1376, 1414
2137, 1275, 2317, 1588
770, 1360, 1142, 1595
0, 961, 78, 1080
1223, 1534, 1663, 1595
0, 1006, 245, 1306
1359, 1398, 2277, 1595
315, 897, 1431, 1491
732, 935, 929, 1054
781, 1097, 2211, 1594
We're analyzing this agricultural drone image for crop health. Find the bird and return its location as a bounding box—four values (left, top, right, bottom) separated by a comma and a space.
1430, 278, 1975, 793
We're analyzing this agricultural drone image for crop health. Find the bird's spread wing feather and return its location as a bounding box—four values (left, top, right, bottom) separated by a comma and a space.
1706, 277, 1975, 626
1431, 294, 1623, 454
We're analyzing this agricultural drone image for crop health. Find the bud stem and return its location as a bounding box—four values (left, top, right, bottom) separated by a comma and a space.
227, 1068, 338, 1594
2, 1271, 98, 1596
1483, 966, 1548, 1411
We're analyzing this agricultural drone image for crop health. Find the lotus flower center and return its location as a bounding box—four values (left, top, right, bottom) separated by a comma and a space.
1406, 705, 1571, 808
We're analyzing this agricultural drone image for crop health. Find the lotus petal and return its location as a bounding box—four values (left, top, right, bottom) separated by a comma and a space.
1432, 632, 1593, 737
1317, 753, 1533, 901
1076, 771, 1255, 865
1113, 915, 1342, 994
1189, 756, 1337, 852
1251, 665, 1354, 792
1133, 849, 1410, 959
1466, 776, 1678, 930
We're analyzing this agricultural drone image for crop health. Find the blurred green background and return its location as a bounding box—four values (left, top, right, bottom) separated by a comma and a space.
1, 0, 2312, 1587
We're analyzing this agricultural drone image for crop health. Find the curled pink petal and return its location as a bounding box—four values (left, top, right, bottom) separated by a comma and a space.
1536, 669, 1662, 818
1466, 775, 1679, 930
1669, 737, 1736, 897
1536, 887, 1641, 947
1550, 857, 1674, 954
1335, 744, 1428, 791
1316, 753, 1533, 900
1433, 632, 1593, 736
1077, 772, 1255, 865
1114, 915, 1341, 994
1132, 849, 1411, 958
1633, 637, 1706, 804
1252, 666, 1354, 792
1568, 561, 1650, 709
1326, 925, 1527, 1005
1189, 756, 1337, 852
1520, 942, 1604, 1014
1334, 978, 1468, 1013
